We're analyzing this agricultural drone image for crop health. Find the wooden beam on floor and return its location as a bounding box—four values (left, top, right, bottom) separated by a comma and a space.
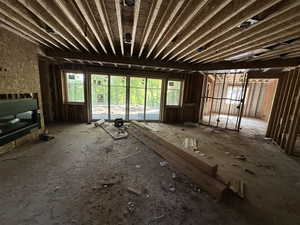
127, 121, 227, 200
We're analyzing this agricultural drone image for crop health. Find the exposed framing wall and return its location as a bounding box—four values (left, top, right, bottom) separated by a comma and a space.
266, 67, 300, 154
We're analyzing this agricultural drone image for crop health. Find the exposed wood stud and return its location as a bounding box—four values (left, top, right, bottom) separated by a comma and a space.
130, 0, 141, 56
94, 0, 116, 54
114, 0, 124, 55
74, 0, 108, 53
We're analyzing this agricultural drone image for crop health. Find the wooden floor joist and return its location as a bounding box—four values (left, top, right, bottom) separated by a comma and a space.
127, 121, 227, 200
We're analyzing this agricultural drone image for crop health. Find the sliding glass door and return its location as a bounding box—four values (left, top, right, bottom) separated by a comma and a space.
90, 75, 163, 121
129, 77, 146, 120
146, 79, 162, 120
91, 74, 109, 120
110, 76, 127, 120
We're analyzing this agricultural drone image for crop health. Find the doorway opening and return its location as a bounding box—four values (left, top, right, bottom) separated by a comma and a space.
240, 79, 278, 136
200, 73, 248, 131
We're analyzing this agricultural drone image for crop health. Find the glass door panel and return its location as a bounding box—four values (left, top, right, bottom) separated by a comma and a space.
110, 76, 126, 120
129, 77, 146, 120
91, 74, 109, 120
146, 79, 162, 120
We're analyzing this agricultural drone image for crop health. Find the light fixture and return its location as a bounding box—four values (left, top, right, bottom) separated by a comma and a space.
238, 18, 259, 29
124, 32, 132, 44
122, 0, 135, 7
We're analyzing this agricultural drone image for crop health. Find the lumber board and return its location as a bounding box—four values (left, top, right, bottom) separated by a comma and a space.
127, 123, 227, 200
130, 121, 217, 177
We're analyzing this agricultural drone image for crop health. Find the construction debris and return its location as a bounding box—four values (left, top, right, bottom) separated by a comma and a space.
100, 123, 128, 140
160, 161, 168, 167
234, 155, 247, 161
244, 168, 256, 175
127, 201, 136, 213
230, 180, 245, 199
127, 186, 142, 196
148, 215, 165, 225
94, 119, 105, 127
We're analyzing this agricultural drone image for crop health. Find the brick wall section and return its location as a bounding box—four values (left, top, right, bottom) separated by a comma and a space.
0, 28, 44, 154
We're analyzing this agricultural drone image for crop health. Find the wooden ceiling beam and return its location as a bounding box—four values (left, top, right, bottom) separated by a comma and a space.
130, 0, 141, 56
45, 49, 300, 70
207, 25, 300, 63
172, 0, 282, 62
54, 0, 100, 53
138, 0, 163, 57
161, 0, 234, 60
19, 0, 80, 50
146, 0, 185, 58
247, 44, 300, 61
114, 0, 124, 55
153, 0, 209, 59
247, 70, 287, 79
189, 0, 300, 62
199, 15, 300, 63
0, 1, 65, 49
0, 20, 43, 46
73, 0, 108, 53
94, 0, 116, 54
38, 0, 91, 52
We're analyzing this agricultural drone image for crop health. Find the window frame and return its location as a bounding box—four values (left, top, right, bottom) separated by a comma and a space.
166, 79, 183, 107
63, 71, 86, 105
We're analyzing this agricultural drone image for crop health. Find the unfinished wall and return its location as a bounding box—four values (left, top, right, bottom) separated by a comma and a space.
210, 79, 277, 121
0, 28, 44, 154
164, 73, 203, 123
266, 68, 300, 154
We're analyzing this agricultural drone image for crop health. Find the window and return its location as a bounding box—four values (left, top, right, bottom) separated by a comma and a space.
166, 80, 182, 106
65, 73, 85, 103
226, 86, 243, 104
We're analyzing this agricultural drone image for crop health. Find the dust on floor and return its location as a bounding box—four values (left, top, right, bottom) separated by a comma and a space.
141, 122, 300, 225
0, 123, 256, 225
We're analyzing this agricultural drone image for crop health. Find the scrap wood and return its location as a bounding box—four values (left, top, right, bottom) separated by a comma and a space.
127, 186, 142, 195
100, 123, 128, 140
94, 119, 105, 127
230, 180, 245, 199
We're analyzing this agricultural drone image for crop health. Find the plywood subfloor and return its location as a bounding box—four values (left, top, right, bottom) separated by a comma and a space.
0, 123, 255, 225
138, 122, 300, 225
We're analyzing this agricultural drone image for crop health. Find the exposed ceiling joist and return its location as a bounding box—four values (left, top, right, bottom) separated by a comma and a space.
189, 0, 300, 62
1, 0, 300, 69
171, 0, 282, 62
54, 0, 100, 53
73, 0, 108, 53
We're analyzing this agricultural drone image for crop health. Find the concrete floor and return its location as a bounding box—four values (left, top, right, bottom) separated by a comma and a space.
0, 123, 256, 225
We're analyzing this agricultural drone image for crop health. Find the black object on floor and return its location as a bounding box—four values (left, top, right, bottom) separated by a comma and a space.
114, 118, 124, 128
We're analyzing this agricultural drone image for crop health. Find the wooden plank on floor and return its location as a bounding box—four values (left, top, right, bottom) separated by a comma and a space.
127, 122, 228, 200
131, 121, 218, 176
